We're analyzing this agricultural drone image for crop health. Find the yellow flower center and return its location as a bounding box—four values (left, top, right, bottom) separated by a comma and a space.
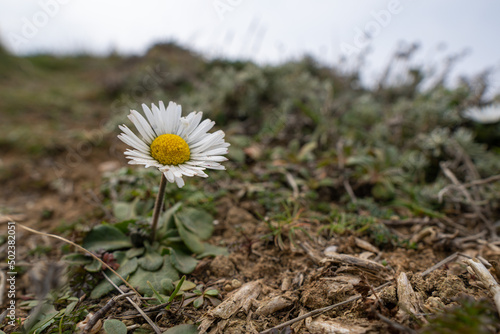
150, 134, 190, 165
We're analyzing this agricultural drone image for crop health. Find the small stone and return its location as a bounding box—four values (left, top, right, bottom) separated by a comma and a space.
324, 245, 338, 256
231, 279, 242, 289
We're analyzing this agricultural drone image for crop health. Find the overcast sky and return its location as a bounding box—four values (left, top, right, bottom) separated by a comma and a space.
1, 1, 499, 94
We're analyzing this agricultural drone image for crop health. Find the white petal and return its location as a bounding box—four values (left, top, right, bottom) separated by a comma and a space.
196, 170, 209, 177
141, 104, 161, 135
163, 101, 181, 134
124, 149, 149, 158
158, 100, 166, 112
199, 147, 229, 156
187, 119, 215, 144
186, 160, 225, 170
190, 155, 228, 162
183, 112, 204, 138
175, 177, 185, 188
128, 110, 155, 143
118, 125, 150, 152
139, 105, 155, 129
191, 144, 228, 155
177, 117, 190, 138
205, 164, 226, 170
170, 166, 183, 178
189, 130, 224, 150
176, 164, 197, 176
150, 103, 167, 134
124, 149, 153, 160
163, 169, 175, 183
126, 158, 159, 168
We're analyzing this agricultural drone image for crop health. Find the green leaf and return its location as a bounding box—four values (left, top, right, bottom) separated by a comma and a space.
128, 255, 179, 295
90, 257, 138, 299
62, 253, 92, 265
64, 301, 78, 316
193, 295, 204, 308
138, 242, 163, 271
147, 281, 166, 303
103, 319, 127, 334
157, 202, 182, 239
176, 207, 214, 240
196, 243, 229, 258
112, 198, 139, 221
84, 258, 102, 272
174, 215, 204, 254
161, 278, 174, 294
204, 289, 219, 296
23, 303, 58, 334
162, 324, 198, 334
82, 224, 132, 252
167, 276, 186, 306
173, 279, 196, 291
168, 247, 198, 274
126, 247, 145, 258
113, 219, 135, 234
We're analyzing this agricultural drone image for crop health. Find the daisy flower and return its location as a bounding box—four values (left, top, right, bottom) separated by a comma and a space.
463, 105, 500, 124
118, 101, 229, 187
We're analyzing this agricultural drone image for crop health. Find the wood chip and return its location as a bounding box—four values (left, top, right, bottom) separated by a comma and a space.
199, 280, 262, 333
465, 258, 500, 317
354, 237, 380, 254
396, 272, 424, 323
409, 226, 437, 244
255, 292, 297, 316
305, 315, 369, 333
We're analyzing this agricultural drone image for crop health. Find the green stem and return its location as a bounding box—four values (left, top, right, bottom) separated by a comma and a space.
150, 173, 166, 241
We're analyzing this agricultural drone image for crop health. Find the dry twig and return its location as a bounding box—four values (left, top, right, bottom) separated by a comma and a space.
101, 272, 162, 334
377, 312, 417, 334
439, 163, 496, 238
465, 258, 500, 317
83, 291, 135, 333
321, 253, 389, 274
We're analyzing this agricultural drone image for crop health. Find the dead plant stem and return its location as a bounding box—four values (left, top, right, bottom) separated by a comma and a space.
102, 273, 162, 334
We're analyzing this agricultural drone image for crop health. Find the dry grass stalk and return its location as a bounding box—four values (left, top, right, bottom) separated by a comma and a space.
321, 253, 388, 273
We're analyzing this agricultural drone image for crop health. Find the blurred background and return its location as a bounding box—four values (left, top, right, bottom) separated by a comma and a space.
1, 0, 499, 95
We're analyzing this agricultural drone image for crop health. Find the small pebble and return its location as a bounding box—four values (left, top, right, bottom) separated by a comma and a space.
231, 279, 242, 289
324, 245, 338, 256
